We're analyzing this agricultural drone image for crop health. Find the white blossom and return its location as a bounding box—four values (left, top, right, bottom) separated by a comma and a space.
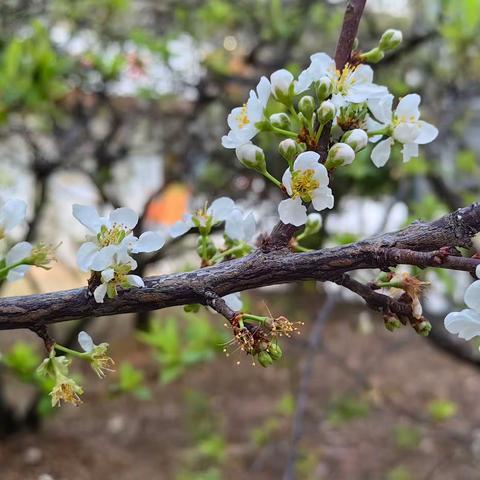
444, 266, 480, 340
222, 77, 271, 149
169, 197, 235, 238
295, 52, 388, 107
93, 254, 144, 304
367, 94, 438, 167
0, 198, 27, 238
278, 151, 334, 226
73, 204, 165, 272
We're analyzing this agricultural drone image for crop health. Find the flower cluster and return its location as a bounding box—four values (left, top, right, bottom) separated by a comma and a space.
36, 331, 114, 407
0, 198, 55, 282
169, 196, 256, 264
222, 31, 438, 227
73, 204, 165, 303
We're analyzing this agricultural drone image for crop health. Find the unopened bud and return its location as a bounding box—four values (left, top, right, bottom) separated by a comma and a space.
379, 29, 403, 51
257, 350, 274, 367
361, 47, 384, 63
279, 139, 298, 162
235, 143, 266, 173
267, 343, 283, 361
303, 213, 322, 236
413, 319, 432, 337
384, 315, 402, 332
269, 112, 290, 130
196, 236, 216, 258
298, 95, 315, 118
325, 142, 355, 169
315, 76, 333, 101
317, 100, 335, 124
341, 129, 368, 152
270, 68, 294, 103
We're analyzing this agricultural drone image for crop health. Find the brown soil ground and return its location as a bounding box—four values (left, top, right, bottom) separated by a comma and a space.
1, 289, 480, 480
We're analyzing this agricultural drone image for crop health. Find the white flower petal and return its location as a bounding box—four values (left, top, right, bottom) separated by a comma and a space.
72, 204, 104, 233
243, 212, 256, 241
94, 283, 108, 303
365, 116, 386, 143
282, 168, 293, 195
7, 265, 30, 282
350, 64, 374, 84
278, 197, 307, 226
367, 94, 393, 125
311, 187, 334, 211
256, 76, 271, 106
393, 123, 420, 144
415, 121, 438, 144
108, 207, 138, 230
224, 209, 243, 241
76, 242, 99, 272
395, 94, 420, 120
476, 265, 480, 279
371, 138, 393, 167
223, 293, 243, 311
90, 245, 119, 271
6, 242, 33, 266
78, 331, 94, 352
0, 199, 27, 232
126, 274, 145, 288
293, 151, 321, 171
130, 231, 166, 253
402, 143, 418, 163
169, 215, 194, 238
464, 280, 480, 312
208, 197, 235, 222
444, 309, 480, 340
101, 268, 115, 283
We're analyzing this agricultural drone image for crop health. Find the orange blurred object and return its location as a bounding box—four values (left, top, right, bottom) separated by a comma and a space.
145, 183, 190, 226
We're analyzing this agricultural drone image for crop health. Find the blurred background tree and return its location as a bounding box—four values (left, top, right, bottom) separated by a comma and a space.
1, 0, 480, 479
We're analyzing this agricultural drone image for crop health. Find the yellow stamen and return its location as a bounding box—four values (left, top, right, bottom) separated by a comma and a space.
291, 169, 319, 201
235, 104, 250, 129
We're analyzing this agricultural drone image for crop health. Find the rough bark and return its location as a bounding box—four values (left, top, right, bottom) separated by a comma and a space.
0, 204, 479, 330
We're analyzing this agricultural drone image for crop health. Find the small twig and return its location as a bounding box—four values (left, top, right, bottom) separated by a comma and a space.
204, 290, 238, 324
28, 324, 54, 352
334, 273, 413, 319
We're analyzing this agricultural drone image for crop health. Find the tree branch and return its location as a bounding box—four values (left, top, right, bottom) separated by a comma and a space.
0, 204, 479, 330
267, 0, 367, 249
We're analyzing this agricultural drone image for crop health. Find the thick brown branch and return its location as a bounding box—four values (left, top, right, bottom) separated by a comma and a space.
334, 0, 367, 69
0, 204, 479, 330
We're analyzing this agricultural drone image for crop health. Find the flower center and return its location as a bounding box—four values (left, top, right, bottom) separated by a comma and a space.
394, 115, 417, 125
98, 224, 129, 247
236, 104, 250, 129
335, 65, 356, 94
291, 169, 319, 201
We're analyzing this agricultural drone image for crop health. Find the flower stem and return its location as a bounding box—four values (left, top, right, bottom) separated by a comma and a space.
242, 313, 269, 324
271, 126, 298, 139
263, 171, 282, 188
367, 128, 388, 137
54, 344, 90, 359
211, 244, 246, 263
